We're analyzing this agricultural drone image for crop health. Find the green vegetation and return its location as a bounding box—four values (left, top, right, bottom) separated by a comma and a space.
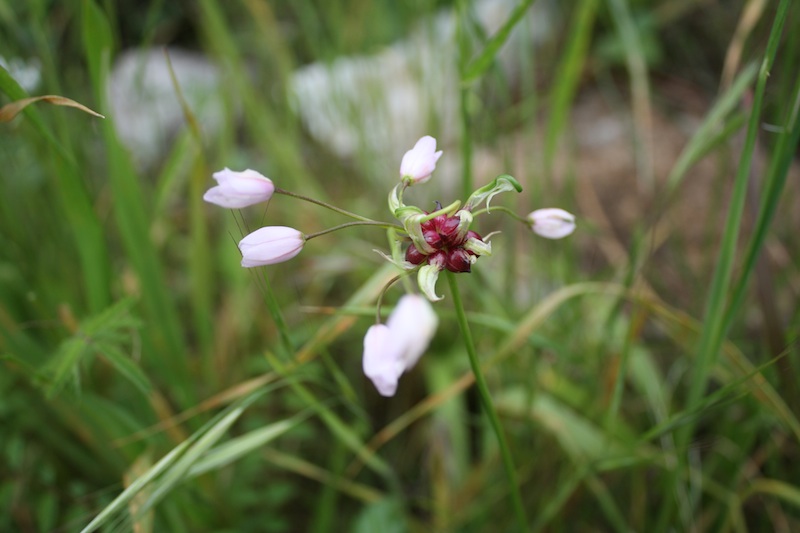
1, 0, 799, 531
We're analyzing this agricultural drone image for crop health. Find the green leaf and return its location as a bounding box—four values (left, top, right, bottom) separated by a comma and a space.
461, 0, 537, 84
96, 343, 152, 396
45, 299, 141, 398
188, 414, 307, 478
666, 63, 757, 193
46, 337, 88, 398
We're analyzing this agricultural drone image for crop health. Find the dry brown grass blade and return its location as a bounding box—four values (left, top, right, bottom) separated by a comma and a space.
721, 0, 767, 90
261, 447, 384, 503
0, 94, 104, 122
124, 452, 155, 533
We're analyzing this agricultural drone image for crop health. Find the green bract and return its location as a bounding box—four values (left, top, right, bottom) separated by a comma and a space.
464, 174, 523, 211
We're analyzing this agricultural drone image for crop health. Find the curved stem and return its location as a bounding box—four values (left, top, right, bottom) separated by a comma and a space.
445, 271, 528, 531
305, 221, 405, 240
374, 273, 416, 323
275, 187, 377, 223
472, 205, 529, 224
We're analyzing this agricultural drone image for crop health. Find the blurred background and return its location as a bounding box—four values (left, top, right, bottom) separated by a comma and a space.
1, 0, 799, 531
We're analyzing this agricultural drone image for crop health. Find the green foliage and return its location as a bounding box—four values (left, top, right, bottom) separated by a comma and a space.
45, 298, 147, 397
1, 0, 799, 531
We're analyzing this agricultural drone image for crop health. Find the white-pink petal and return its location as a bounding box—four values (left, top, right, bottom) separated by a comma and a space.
238, 226, 305, 267
386, 294, 438, 370
527, 208, 576, 239
362, 294, 439, 397
203, 168, 275, 208
362, 324, 404, 397
399, 135, 443, 185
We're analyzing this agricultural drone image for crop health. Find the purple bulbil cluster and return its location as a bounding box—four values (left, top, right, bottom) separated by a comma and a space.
405, 212, 483, 273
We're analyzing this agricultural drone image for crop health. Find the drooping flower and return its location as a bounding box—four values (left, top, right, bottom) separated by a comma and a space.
362, 324, 404, 397
527, 208, 576, 239
362, 294, 439, 396
203, 168, 275, 208
238, 226, 305, 267
386, 294, 438, 370
399, 136, 442, 185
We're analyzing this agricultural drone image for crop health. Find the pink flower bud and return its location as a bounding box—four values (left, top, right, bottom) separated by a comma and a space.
399, 136, 443, 185
527, 208, 576, 239
238, 226, 305, 267
203, 168, 275, 208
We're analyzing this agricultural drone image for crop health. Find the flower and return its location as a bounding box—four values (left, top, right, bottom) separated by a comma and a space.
362, 294, 439, 396
362, 324, 404, 397
527, 208, 576, 239
238, 226, 305, 267
399, 135, 442, 185
386, 294, 438, 370
203, 168, 275, 208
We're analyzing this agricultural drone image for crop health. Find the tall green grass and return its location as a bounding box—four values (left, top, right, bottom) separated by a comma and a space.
1, 1, 799, 531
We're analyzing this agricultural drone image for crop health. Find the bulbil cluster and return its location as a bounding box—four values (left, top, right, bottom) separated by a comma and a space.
405, 209, 483, 273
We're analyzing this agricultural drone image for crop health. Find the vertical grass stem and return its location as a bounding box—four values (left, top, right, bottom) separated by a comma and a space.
446, 271, 528, 531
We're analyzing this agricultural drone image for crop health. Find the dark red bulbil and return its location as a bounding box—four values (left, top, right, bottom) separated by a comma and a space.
405, 213, 484, 273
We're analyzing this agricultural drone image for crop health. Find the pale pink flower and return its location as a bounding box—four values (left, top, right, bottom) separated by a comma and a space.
386, 294, 438, 369
527, 208, 576, 239
362, 324, 404, 397
238, 226, 305, 267
399, 136, 442, 184
203, 168, 275, 208
362, 294, 438, 397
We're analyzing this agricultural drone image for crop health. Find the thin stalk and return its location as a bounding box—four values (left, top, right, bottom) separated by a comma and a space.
256, 270, 294, 359
445, 271, 528, 531
275, 188, 377, 223
374, 274, 415, 323
472, 205, 529, 224
456, 0, 473, 200
388, 228, 415, 293
459, 87, 473, 201
305, 221, 404, 240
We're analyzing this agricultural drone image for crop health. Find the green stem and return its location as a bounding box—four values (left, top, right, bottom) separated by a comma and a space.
445, 271, 528, 531
472, 205, 529, 224
305, 221, 404, 240
275, 187, 377, 223
374, 274, 407, 323
257, 270, 294, 359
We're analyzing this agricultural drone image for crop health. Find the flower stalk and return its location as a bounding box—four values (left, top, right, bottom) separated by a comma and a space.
274, 187, 377, 223
445, 271, 528, 531
305, 221, 405, 240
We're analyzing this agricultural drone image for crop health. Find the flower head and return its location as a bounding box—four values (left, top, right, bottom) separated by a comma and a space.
238, 226, 305, 267
399, 136, 442, 185
527, 208, 576, 239
362, 294, 438, 396
204, 168, 275, 208
403, 209, 491, 301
